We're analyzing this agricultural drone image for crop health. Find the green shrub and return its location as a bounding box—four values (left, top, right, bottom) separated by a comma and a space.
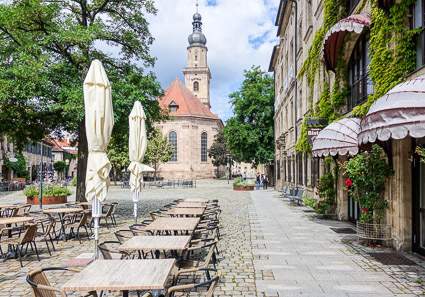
303, 195, 317, 209
233, 177, 254, 187
23, 184, 72, 197
71, 177, 77, 186
23, 185, 39, 198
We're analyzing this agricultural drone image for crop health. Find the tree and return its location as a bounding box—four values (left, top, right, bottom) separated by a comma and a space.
53, 161, 66, 181
223, 66, 274, 167
208, 130, 228, 177
107, 140, 130, 185
143, 128, 174, 181
0, 0, 166, 201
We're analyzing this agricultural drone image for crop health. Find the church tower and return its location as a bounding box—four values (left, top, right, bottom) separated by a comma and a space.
183, 4, 212, 110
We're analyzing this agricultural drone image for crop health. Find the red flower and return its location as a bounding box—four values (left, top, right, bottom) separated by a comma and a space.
333, 203, 337, 205
315, 192, 318, 195
415, 149, 419, 153
363, 208, 367, 212
317, 203, 320, 206
320, 201, 323, 204
345, 178, 352, 186
323, 182, 327, 185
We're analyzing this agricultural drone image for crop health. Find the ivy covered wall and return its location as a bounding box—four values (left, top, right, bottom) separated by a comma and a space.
295, 0, 420, 153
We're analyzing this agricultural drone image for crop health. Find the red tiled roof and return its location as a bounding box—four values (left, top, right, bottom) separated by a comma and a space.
50, 138, 78, 154
158, 78, 219, 119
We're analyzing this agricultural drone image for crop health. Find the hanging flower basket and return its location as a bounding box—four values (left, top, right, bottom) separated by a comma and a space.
356, 222, 391, 241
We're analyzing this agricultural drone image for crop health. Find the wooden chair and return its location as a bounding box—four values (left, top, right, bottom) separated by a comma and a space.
1, 224, 40, 267
100, 202, 118, 228
178, 240, 218, 271
162, 267, 222, 297
26, 267, 97, 297
35, 218, 57, 255
64, 212, 90, 243
98, 241, 130, 260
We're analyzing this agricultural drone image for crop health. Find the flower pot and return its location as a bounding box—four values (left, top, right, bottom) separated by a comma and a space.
233, 185, 254, 191
27, 195, 68, 205
356, 221, 391, 240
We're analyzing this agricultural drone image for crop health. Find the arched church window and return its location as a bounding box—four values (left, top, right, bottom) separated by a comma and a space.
347, 33, 373, 111
201, 132, 207, 162
195, 55, 198, 61
168, 131, 177, 162
193, 81, 199, 92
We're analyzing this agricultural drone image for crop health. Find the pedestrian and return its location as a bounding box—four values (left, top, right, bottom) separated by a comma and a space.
256, 173, 261, 190
243, 172, 247, 181
262, 174, 269, 190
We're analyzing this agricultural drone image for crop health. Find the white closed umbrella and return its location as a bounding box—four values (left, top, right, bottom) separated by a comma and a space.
128, 101, 147, 224
84, 60, 114, 258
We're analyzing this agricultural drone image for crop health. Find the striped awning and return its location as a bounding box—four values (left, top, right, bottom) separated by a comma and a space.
312, 118, 361, 157
324, 13, 371, 71
358, 74, 425, 144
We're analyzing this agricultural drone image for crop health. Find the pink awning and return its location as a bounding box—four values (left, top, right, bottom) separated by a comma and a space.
312, 118, 361, 157
324, 13, 371, 71
358, 74, 425, 144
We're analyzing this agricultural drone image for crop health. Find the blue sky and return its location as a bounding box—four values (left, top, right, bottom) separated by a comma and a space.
147, 0, 279, 122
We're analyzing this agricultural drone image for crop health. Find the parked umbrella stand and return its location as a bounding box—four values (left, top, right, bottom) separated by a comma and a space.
83, 60, 114, 259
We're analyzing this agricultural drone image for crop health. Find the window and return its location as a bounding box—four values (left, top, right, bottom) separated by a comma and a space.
193, 81, 199, 92
304, 153, 308, 186
277, 160, 281, 180
311, 157, 320, 188
297, 153, 303, 185
347, 0, 361, 14
413, 0, 425, 68
283, 158, 287, 181
348, 33, 373, 111
201, 132, 207, 162
288, 156, 292, 182
292, 154, 296, 183
168, 131, 177, 162
195, 55, 198, 61
169, 101, 179, 112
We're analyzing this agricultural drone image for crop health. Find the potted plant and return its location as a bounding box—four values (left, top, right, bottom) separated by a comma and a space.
233, 178, 255, 191
314, 168, 337, 217
24, 185, 72, 205
340, 144, 394, 241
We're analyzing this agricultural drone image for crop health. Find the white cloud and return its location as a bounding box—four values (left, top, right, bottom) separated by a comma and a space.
147, 0, 279, 121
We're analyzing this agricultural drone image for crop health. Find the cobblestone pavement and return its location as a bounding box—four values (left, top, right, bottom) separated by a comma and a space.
2, 180, 425, 296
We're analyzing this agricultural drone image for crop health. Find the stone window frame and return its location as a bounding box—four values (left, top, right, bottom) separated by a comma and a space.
168, 131, 178, 162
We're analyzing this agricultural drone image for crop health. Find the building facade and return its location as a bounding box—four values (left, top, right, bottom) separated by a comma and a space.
155, 10, 223, 180
51, 138, 78, 180
0, 136, 54, 182
270, 0, 425, 254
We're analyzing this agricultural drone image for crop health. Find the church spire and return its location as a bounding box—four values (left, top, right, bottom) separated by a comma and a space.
188, 2, 206, 46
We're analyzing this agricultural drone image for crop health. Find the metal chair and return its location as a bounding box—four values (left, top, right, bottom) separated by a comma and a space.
35, 218, 57, 255
98, 241, 130, 260
64, 212, 90, 243
26, 267, 97, 297
1, 224, 40, 267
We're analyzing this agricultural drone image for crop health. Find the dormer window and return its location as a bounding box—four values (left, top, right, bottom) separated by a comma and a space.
169, 101, 179, 112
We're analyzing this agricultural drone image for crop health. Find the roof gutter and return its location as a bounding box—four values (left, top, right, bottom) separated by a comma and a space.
276, 0, 288, 37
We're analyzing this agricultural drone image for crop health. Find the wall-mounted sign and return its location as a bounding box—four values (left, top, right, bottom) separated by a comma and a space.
307, 127, 322, 145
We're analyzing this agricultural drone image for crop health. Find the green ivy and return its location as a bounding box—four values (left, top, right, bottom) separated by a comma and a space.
4, 151, 29, 179
353, 0, 421, 117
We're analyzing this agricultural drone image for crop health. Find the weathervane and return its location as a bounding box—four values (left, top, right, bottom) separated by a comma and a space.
196, 0, 199, 13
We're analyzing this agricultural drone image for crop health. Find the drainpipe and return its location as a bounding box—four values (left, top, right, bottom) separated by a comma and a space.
291, 0, 298, 189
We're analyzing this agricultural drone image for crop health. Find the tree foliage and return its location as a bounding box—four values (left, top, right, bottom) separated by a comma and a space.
107, 139, 130, 185
0, 0, 166, 200
143, 127, 174, 180
207, 130, 227, 177
223, 66, 274, 167
53, 161, 67, 181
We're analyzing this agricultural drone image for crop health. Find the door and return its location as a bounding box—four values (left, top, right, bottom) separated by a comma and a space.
348, 194, 360, 223
413, 138, 425, 255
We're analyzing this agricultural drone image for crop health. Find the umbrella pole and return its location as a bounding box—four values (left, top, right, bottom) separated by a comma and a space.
92, 198, 101, 259
134, 190, 138, 224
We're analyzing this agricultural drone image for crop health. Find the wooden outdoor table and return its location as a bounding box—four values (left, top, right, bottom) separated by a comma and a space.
119, 235, 191, 259
176, 201, 207, 208
144, 217, 200, 234
78, 202, 108, 206
166, 207, 205, 217
43, 208, 83, 241
61, 259, 175, 297
0, 216, 34, 225
0, 204, 16, 209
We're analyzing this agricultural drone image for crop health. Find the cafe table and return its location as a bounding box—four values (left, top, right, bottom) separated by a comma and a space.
144, 217, 200, 235
166, 207, 205, 217
176, 201, 207, 208
43, 208, 83, 241
119, 235, 191, 259
61, 259, 175, 297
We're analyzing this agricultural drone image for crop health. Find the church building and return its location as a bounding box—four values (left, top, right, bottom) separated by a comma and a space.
155, 9, 223, 180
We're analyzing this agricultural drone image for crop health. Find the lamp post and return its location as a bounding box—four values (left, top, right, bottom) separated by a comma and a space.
226, 154, 230, 184
65, 159, 69, 185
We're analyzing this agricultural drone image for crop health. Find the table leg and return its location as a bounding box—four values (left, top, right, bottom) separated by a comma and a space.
57, 213, 68, 241
123, 290, 129, 297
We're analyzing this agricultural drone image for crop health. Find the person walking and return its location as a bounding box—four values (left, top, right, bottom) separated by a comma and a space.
262, 174, 269, 190
243, 172, 247, 181
256, 173, 261, 190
